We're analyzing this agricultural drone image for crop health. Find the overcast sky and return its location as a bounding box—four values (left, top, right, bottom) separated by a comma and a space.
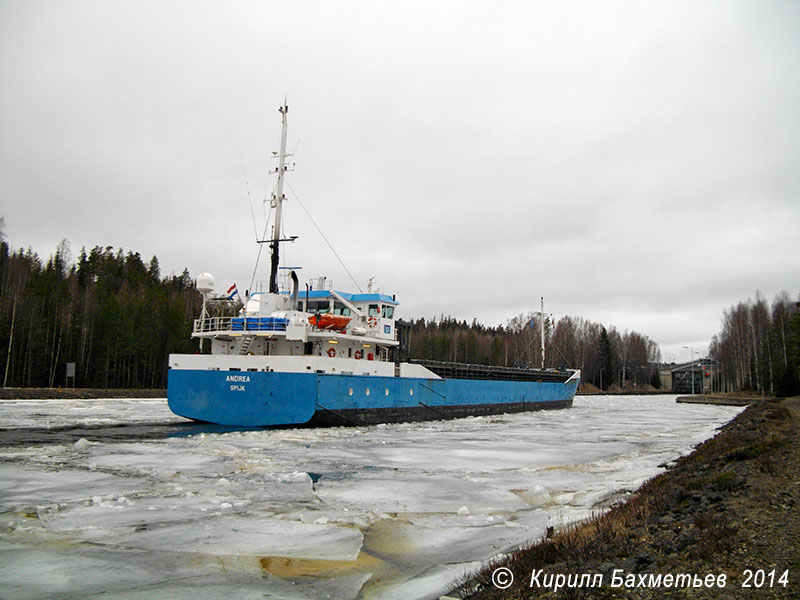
1, 0, 798, 363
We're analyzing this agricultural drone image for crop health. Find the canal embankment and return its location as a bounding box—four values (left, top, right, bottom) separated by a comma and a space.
676, 394, 767, 407
453, 396, 800, 599
0, 387, 166, 400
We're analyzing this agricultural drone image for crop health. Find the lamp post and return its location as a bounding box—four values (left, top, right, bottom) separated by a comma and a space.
698, 355, 711, 394
682, 346, 696, 395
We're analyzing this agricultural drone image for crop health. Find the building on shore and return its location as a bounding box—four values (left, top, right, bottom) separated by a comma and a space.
659, 359, 719, 394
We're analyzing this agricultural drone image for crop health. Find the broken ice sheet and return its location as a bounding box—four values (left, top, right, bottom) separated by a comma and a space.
0, 464, 146, 512
0, 395, 743, 600
315, 473, 530, 514
70, 514, 365, 560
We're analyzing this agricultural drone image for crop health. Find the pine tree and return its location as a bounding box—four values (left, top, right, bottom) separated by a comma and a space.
597, 327, 614, 390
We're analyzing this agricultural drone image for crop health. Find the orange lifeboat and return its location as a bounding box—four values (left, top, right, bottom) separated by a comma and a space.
308, 313, 352, 332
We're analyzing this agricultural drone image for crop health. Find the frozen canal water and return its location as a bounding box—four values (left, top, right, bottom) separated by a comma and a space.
0, 395, 742, 599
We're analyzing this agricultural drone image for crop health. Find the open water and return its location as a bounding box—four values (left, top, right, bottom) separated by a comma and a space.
0, 394, 742, 599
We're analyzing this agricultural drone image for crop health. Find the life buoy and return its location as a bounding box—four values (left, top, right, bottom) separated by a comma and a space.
367, 316, 379, 327
327, 347, 336, 358
354, 350, 362, 360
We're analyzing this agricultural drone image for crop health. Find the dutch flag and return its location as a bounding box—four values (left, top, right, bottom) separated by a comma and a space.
227, 284, 239, 300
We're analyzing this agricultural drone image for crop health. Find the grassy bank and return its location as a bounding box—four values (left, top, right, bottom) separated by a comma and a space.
454, 397, 800, 599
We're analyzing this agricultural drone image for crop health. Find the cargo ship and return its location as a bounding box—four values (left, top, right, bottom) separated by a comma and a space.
167, 104, 580, 426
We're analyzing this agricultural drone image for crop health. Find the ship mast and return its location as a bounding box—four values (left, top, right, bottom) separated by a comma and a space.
540, 296, 545, 369
269, 103, 290, 294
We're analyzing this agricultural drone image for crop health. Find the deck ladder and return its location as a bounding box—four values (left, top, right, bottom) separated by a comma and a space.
238, 335, 255, 355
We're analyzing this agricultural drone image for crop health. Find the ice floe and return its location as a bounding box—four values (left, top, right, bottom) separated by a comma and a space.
0, 394, 742, 599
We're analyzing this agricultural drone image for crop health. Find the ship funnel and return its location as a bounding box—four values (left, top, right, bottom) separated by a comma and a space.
290, 270, 299, 309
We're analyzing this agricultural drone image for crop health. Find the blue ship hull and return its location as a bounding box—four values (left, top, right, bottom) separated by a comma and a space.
167, 368, 578, 427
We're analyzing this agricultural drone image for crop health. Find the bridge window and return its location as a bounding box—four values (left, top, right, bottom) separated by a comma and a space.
368, 304, 379, 316
332, 302, 351, 316
308, 300, 330, 313
382, 306, 394, 319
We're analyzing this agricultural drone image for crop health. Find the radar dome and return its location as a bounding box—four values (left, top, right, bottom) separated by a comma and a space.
196, 273, 215, 294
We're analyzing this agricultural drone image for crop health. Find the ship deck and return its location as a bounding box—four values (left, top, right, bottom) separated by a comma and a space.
410, 359, 575, 383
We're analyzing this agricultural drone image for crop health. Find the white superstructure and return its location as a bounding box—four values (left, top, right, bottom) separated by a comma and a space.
170, 102, 425, 379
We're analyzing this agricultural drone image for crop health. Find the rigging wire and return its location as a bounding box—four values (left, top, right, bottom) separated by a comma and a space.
248, 205, 273, 296
284, 179, 363, 293
239, 153, 260, 242
245, 133, 362, 296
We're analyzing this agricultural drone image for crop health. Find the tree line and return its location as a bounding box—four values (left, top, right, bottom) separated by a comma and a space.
1, 238, 201, 389
406, 313, 662, 391
1, 233, 668, 391
709, 291, 800, 396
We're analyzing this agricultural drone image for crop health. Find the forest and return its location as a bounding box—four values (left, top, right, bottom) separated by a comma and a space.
0, 232, 661, 390
405, 314, 661, 391
0, 238, 201, 389
709, 291, 800, 397
1, 228, 797, 395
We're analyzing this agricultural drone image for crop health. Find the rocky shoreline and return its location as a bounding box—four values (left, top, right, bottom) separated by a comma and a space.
453, 397, 800, 599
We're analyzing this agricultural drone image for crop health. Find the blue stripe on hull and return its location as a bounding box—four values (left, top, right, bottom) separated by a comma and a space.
168, 369, 577, 427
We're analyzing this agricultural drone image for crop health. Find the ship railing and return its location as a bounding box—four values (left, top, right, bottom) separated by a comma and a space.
193, 316, 289, 334
194, 317, 232, 333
